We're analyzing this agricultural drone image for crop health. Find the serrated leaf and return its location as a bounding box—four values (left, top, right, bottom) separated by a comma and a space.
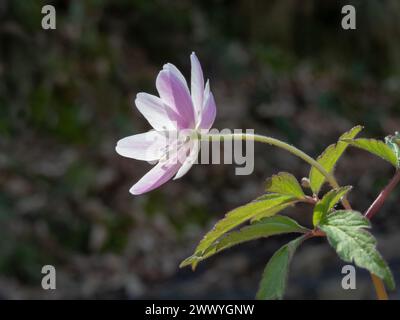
313, 186, 352, 227
250, 201, 296, 222
309, 125, 363, 195
180, 194, 299, 270
343, 138, 398, 168
265, 172, 305, 199
256, 235, 306, 300
180, 216, 309, 268
319, 210, 395, 290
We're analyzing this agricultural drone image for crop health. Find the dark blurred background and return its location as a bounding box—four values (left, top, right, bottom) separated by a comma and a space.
1, 0, 400, 299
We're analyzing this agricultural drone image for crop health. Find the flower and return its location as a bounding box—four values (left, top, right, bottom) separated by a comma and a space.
116, 52, 216, 195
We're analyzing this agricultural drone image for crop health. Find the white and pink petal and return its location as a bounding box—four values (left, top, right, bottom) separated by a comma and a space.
129, 156, 182, 195
135, 93, 185, 131
156, 68, 195, 128
115, 130, 167, 161
199, 81, 216, 130
190, 52, 204, 122
173, 139, 200, 180
129, 142, 194, 195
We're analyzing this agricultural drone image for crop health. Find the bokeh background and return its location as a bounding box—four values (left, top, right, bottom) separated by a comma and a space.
1, 0, 400, 299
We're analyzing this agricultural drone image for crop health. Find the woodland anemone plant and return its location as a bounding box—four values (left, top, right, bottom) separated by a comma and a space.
116, 53, 400, 300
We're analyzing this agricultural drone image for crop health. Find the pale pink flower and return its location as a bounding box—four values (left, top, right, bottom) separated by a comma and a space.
116, 53, 216, 195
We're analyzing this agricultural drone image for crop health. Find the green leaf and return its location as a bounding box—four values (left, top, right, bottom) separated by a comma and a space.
319, 210, 395, 290
265, 172, 305, 199
313, 186, 352, 227
256, 235, 306, 300
250, 201, 296, 222
343, 138, 398, 168
180, 194, 299, 270
385, 133, 400, 167
180, 216, 309, 268
309, 125, 363, 195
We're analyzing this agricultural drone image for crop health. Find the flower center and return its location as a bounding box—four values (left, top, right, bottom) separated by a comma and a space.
158, 130, 196, 164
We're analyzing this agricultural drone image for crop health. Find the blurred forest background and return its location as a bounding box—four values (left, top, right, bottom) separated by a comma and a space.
1, 0, 400, 299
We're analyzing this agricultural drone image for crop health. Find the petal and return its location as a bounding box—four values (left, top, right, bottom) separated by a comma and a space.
129, 152, 182, 195
190, 52, 204, 122
163, 63, 187, 89
156, 67, 195, 128
174, 140, 199, 180
199, 82, 216, 130
115, 131, 167, 161
135, 93, 187, 130
203, 79, 210, 101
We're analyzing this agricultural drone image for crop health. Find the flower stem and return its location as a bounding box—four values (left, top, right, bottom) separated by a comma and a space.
202, 132, 391, 300
201, 133, 342, 189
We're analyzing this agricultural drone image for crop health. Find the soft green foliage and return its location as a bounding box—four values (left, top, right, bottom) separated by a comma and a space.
319, 210, 395, 290
313, 186, 352, 227
180, 130, 398, 298
180, 216, 308, 268
309, 126, 363, 195
180, 194, 299, 269
250, 202, 296, 222
265, 172, 305, 199
181, 172, 309, 270
385, 133, 400, 166
256, 235, 306, 300
343, 138, 399, 168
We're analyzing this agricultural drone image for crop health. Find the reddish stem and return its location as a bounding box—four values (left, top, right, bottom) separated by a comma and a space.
302, 196, 318, 205
308, 170, 400, 300
361, 171, 400, 300
364, 170, 400, 220
304, 229, 325, 239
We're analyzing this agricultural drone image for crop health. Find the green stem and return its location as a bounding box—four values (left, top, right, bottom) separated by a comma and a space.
201, 131, 387, 299
201, 131, 386, 299
201, 132, 341, 189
